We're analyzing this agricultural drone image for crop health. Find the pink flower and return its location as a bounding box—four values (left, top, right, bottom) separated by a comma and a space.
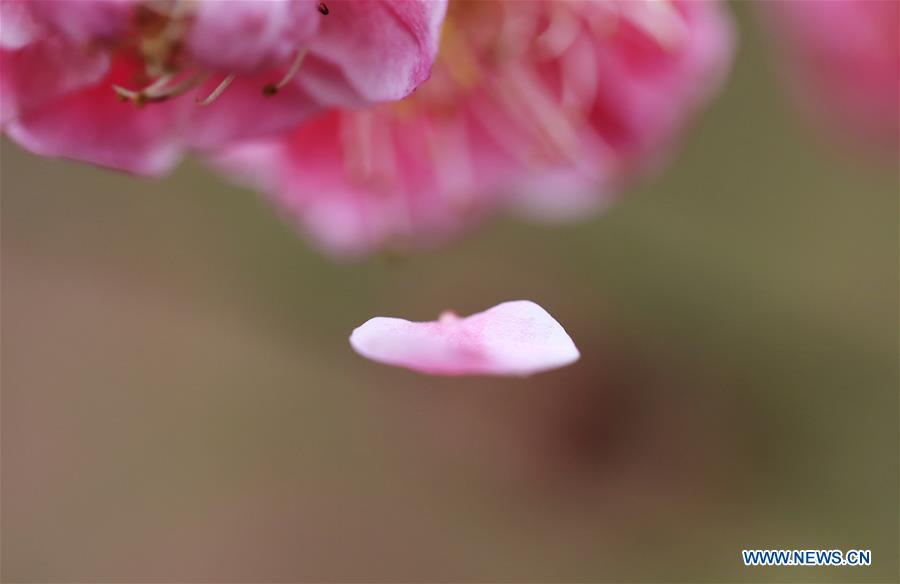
350, 300, 580, 376
760, 0, 899, 151
0, 0, 447, 175
213, 0, 734, 257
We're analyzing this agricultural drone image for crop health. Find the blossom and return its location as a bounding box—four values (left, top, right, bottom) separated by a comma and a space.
350, 300, 579, 376
759, 0, 899, 152
0, 0, 447, 175
213, 0, 734, 257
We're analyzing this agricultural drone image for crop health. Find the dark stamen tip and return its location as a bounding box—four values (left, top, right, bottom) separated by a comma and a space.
317, 2, 329, 15
262, 84, 279, 97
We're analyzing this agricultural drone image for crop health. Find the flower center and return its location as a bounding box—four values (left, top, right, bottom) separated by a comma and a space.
113, 0, 327, 107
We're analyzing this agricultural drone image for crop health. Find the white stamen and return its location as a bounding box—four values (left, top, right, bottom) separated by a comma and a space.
113, 72, 209, 105
112, 85, 142, 102
264, 49, 308, 95
143, 73, 176, 94
196, 73, 236, 106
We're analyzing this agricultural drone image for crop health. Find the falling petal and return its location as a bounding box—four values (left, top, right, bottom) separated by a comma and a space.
350, 300, 580, 377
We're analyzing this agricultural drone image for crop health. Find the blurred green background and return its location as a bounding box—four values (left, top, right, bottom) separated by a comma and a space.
2, 3, 897, 582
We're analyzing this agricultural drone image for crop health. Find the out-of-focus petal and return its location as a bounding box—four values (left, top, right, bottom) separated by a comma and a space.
509, 167, 616, 221
210, 0, 734, 257
760, 0, 899, 151
213, 112, 403, 256
212, 109, 505, 257
1, 0, 43, 49
300, 0, 447, 105
24, 0, 134, 43
586, 0, 734, 170
350, 300, 580, 376
186, 0, 321, 74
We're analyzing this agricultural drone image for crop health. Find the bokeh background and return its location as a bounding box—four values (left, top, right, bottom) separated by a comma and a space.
2, 3, 897, 582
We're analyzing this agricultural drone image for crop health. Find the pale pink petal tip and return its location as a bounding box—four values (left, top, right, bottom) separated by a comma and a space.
349, 300, 580, 377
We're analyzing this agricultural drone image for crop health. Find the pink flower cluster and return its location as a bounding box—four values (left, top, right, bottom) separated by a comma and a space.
1, 0, 446, 174
1, 0, 735, 252
215, 0, 735, 256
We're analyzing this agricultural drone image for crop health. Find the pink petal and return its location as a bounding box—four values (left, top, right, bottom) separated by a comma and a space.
186, 72, 322, 151
210, 113, 387, 257
1, 0, 43, 49
299, 0, 447, 105
510, 167, 617, 221
350, 301, 580, 377
5, 55, 189, 175
214, 111, 491, 258
760, 0, 899, 150
1, 39, 109, 126
186, 0, 321, 74
24, 0, 134, 44
585, 0, 735, 168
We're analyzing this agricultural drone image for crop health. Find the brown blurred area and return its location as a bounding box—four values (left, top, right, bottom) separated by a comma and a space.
2, 4, 897, 582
